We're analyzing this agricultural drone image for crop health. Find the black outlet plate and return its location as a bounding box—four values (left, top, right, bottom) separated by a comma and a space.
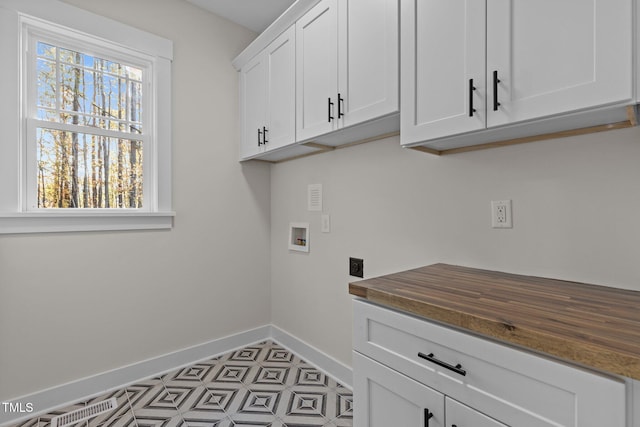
349, 257, 364, 278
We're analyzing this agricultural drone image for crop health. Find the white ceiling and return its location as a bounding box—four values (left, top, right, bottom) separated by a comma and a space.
185, 0, 297, 33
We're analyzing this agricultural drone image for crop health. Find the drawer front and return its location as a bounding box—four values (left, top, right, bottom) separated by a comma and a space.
353, 299, 626, 427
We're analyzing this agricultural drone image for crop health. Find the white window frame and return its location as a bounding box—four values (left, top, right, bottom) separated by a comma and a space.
0, 0, 174, 233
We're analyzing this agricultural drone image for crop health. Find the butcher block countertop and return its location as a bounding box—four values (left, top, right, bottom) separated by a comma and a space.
349, 263, 640, 380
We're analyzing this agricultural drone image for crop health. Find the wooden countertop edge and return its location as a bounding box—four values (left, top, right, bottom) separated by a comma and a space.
350, 283, 640, 380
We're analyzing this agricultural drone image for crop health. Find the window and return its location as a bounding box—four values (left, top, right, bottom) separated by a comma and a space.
31, 39, 146, 210
0, 0, 174, 233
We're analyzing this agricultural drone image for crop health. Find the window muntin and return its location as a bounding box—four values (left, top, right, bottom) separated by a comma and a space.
26, 33, 152, 211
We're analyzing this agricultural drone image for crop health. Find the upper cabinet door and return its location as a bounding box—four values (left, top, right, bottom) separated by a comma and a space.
296, 0, 339, 141
487, 0, 633, 128
401, 0, 486, 145
338, 0, 399, 127
265, 26, 296, 151
239, 53, 267, 159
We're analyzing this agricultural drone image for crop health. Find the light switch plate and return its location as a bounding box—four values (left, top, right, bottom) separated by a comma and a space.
321, 214, 330, 233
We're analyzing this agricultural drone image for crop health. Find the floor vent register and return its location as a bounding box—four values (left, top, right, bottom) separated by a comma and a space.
50, 397, 117, 427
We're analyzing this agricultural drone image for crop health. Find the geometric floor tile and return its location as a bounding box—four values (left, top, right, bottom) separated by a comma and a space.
8, 341, 352, 427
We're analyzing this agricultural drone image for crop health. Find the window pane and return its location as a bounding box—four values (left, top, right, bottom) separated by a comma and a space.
36, 41, 144, 134
36, 128, 143, 208
37, 42, 56, 59
37, 58, 57, 108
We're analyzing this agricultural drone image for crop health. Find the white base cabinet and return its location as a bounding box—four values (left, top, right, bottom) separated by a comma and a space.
353, 299, 627, 427
354, 352, 445, 427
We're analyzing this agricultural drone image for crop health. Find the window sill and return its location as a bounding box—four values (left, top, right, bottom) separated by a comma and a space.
0, 211, 175, 234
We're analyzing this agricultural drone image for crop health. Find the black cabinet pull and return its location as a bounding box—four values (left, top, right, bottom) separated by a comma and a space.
424, 408, 433, 427
418, 352, 467, 376
263, 126, 268, 144
328, 97, 334, 122
469, 78, 476, 117
338, 93, 344, 118
493, 70, 501, 111
257, 128, 263, 146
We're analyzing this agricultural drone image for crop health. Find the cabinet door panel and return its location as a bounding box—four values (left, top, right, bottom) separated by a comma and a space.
266, 26, 295, 151
446, 398, 507, 427
296, 0, 338, 141
240, 54, 266, 159
401, 0, 486, 145
339, 0, 398, 127
353, 352, 444, 427
487, 0, 633, 127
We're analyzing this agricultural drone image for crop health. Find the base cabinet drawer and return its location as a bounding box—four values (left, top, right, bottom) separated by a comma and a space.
353, 299, 626, 427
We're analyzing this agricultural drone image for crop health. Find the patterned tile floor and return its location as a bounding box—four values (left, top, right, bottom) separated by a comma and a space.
12, 341, 353, 427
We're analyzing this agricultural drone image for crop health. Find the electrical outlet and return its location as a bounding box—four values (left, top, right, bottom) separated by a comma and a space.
491, 200, 513, 228
349, 257, 364, 278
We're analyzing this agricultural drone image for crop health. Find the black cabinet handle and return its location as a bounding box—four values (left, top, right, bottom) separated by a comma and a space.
424, 408, 433, 427
493, 70, 501, 111
338, 93, 344, 118
257, 128, 263, 146
469, 78, 476, 117
418, 352, 467, 376
328, 97, 334, 122
263, 126, 268, 144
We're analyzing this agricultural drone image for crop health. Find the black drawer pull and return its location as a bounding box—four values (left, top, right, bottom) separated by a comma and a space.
424, 408, 433, 427
257, 128, 263, 146
469, 78, 476, 117
328, 97, 334, 122
418, 352, 467, 376
493, 70, 501, 111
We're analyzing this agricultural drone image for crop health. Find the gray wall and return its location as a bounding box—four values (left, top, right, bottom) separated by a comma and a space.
0, 0, 271, 400
271, 128, 640, 367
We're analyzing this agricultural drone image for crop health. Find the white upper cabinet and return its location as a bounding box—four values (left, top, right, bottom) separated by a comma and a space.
265, 27, 296, 151
295, 0, 339, 141
486, 0, 633, 128
240, 52, 267, 159
401, 0, 486, 143
297, 0, 398, 142
239, 26, 295, 160
401, 0, 635, 150
338, 0, 399, 128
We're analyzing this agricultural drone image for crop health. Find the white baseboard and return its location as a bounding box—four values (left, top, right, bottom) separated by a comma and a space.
0, 325, 271, 427
270, 325, 353, 390
0, 324, 353, 427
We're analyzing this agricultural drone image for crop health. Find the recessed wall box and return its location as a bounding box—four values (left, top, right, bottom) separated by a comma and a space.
289, 222, 309, 252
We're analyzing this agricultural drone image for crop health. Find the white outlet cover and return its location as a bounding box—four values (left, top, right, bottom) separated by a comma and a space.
491, 200, 513, 228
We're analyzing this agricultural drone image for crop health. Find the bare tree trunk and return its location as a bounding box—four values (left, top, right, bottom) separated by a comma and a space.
82, 133, 89, 207
70, 52, 81, 208
129, 81, 139, 207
